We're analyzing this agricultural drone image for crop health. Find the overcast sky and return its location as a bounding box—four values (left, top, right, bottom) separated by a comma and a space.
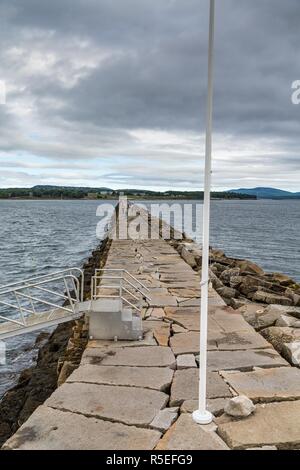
0, 0, 299, 191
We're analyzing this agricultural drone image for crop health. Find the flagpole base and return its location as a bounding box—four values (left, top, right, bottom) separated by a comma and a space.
192, 409, 213, 425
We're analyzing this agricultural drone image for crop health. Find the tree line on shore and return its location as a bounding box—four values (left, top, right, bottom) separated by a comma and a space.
0, 185, 256, 200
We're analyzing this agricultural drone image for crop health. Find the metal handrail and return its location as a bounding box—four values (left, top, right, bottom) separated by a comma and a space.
0, 272, 83, 329
95, 268, 150, 293
91, 268, 151, 314
0, 268, 84, 302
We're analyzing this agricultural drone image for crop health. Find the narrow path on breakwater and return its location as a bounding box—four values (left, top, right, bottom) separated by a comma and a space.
3, 231, 300, 449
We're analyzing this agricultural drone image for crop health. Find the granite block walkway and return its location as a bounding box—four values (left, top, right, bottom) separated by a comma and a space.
3, 239, 300, 450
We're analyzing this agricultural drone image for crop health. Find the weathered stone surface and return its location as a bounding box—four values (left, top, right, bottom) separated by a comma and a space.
239, 276, 263, 297
212, 308, 254, 333
230, 276, 244, 289
46, 382, 168, 427
166, 313, 201, 331
257, 304, 300, 319
143, 321, 170, 346
170, 331, 218, 355
236, 260, 264, 276
217, 401, 300, 449
100, 346, 176, 368
156, 414, 228, 450
255, 310, 283, 330
219, 267, 240, 284
207, 348, 288, 372
285, 288, 300, 307
252, 291, 292, 306
148, 293, 178, 307
270, 273, 295, 287
3, 406, 161, 450
148, 308, 165, 319
224, 396, 256, 418
261, 327, 300, 354
170, 369, 232, 406
150, 407, 179, 432
216, 330, 270, 350
176, 354, 197, 369
222, 367, 300, 402
181, 247, 197, 268
282, 341, 300, 367
238, 303, 266, 327
275, 314, 297, 327
67, 365, 174, 391
216, 286, 237, 299
172, 324, 187, 334
178, 297, 203, 307
181, 398, 229, 417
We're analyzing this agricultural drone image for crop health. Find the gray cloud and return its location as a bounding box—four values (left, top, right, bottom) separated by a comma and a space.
0, 0, 299, 190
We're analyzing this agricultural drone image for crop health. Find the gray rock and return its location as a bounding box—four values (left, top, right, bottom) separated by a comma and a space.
150, 407, 179, 432
156, 414, 228, 450
222, 367, 300, 402
282, 341, 300, 367
181, 398, 229, 417
170, 368, 232, 406
218, 401, 300, 449
67, 364, 174, 391
45, 382, 168, 427
181, 247, 197, 269
261, 327, 300, 354
2, 405, 161, 450
224, 396, 256, 418
252, 291, 292, 306
220, 268, 240, 284
216, 286, 237, 299
230, 275, 243, 289
207, 348, 289, 372
176, 354, 197, 369
236, 260, 264, 276
100, 346, 176, 368
285, 289, 300, 306
275, 314, 297, 327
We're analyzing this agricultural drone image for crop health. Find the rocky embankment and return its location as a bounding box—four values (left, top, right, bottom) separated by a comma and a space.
0, 236, 111, 447
170, 238, 300, 368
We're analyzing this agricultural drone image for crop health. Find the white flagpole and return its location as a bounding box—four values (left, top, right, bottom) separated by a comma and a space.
193, 0, 215, 425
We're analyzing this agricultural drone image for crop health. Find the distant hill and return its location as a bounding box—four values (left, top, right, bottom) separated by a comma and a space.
229, 187, 300, 199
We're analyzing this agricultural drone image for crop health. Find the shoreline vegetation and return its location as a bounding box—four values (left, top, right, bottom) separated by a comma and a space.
0, 185, 256, 200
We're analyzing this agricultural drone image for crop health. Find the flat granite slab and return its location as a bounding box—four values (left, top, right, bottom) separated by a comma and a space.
170, 331, 218, 355
215, 330, 270, 350
170, 369, 232, 406
156, 414, 228, 450
207, 348, 289, 372
99, 346, 176, 368
181, 398, 229, 417
147, 293, 178, 307
46, 382, 168, 427
217, 400, 300, 449
3, 405, 161, 450
222, 367, 300, 402
67, 364, 174, 392
211, 308, 255, 333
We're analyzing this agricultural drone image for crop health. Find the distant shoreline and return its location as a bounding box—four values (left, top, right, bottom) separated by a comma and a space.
0, 196, 257, 201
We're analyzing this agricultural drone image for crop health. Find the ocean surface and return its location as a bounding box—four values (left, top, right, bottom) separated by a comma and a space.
0, 198, 299, 398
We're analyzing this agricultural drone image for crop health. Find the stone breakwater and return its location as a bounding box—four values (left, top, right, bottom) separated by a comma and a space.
0, 236, 111, 447
1, 205, 300, 450
2, 207, 300, 450
170, 238, 300, 368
